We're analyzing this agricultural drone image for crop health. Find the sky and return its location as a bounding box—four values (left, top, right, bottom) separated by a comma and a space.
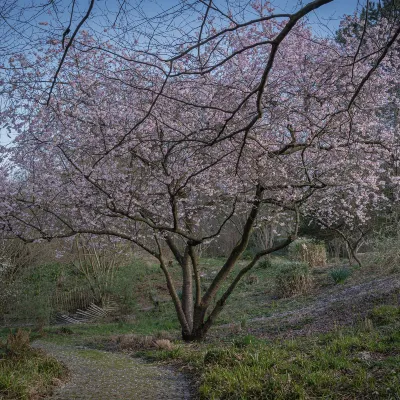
296, 0, 362, 34
0, 0, 364, 147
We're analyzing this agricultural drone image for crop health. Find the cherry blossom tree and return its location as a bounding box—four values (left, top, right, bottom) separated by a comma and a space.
1, 1, 400, 340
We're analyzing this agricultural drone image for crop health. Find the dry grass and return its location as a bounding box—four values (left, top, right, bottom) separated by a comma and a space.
289, 239, 327, 267
275, 262, 313, 298
110, 332, 176, 351
154, 339, 174, 350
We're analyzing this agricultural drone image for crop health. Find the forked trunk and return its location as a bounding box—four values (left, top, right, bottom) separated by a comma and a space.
181, 306, 210, 341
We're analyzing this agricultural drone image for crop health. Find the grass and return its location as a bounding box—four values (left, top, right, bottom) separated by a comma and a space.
2, 253, 400, 399
14, 255, 318, 348
32, 307, 181, 347
139, 304, 400, 400
0, 253, 373, 338
9, 253, 383, 349
274, 261, 313, 298
0, 330, 67, 400
330, 267, 352, 284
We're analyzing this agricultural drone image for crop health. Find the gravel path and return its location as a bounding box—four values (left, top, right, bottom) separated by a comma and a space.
33, 341, 192, 400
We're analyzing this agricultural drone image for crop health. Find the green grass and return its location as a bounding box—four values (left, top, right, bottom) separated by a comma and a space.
330, 267, 353, 284
139, 304, 400, 400
31, 255, 314, 346
368, 304, 400, 326
3, 254, 400, 399
25, 255, 362, 346
0, 331, 67, 400
0, 254, 371, 339
42, 308, 180, 346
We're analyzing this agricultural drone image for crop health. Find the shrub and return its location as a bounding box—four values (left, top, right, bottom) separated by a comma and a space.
288, 238, 327, 267
275, 261, 313, 298
330, 267, 352, 284
245, 275, 259, 285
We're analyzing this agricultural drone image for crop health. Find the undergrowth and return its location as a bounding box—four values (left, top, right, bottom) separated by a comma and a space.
139, 304, 400, 400
0, 329, 67, 400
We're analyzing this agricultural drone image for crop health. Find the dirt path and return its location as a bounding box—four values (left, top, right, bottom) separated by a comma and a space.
33, 341, 192, 400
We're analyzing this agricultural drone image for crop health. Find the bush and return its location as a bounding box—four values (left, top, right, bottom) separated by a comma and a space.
330, 267, 352, 284
274, 261, 313, 298
288, 238, 327, 267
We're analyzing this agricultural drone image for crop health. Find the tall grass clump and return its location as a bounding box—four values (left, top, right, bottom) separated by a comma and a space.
363, 235, 400, 274
0, 329, 67, 399
330, 267, 352, 284
274, 261, 313, 298
288, 238, 327, 267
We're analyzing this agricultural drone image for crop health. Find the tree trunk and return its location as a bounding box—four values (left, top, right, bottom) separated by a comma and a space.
181, 305, 210, 341
181, 250, 193, 331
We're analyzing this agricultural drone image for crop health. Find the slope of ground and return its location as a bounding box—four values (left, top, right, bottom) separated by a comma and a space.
214, 272, 400, 339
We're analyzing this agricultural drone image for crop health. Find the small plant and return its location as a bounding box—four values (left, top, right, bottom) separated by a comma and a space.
241, 248, 256, 260
359, 317, 374, 332
0, 338, 6, 357
115, 334, 154, 350
275, 262, 313, 298
330, 267, 352, 284
59, 326, 74, 335
245, 274, 259, 285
